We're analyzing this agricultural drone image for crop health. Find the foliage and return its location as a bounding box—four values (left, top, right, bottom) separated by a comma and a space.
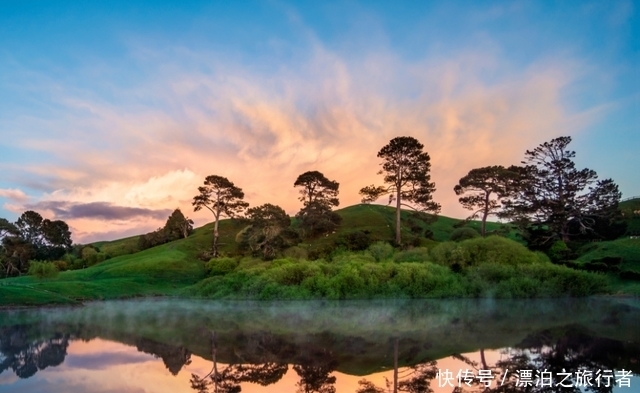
27, 261, 59, 279
335, 231, 372, 251
360, 136, 441, 244
164, 208, 194, 240
430, 236, 542, 269
294, 171, 342, 237
449, 227, 480, 242
502, 136, 622, 245
238, 204, 298, 260
454, 165, 516, 236
367, 241, 394, 262
193, 175, 249, 257
393, 247, 431, 263
206, 257, 239, 276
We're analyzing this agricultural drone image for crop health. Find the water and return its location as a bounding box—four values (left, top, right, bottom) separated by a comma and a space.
0, 298, 638, 392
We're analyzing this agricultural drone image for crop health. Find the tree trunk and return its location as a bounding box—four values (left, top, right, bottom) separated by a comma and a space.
213, 215, 220, 258
481, 192, 490, 237
395, 189, 402, 245
481, 209, 488, 237
393, 338, 398, 393
211, 331, 218, 393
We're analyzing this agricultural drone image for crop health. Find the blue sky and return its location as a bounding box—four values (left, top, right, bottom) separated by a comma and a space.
0, 0, 638, 242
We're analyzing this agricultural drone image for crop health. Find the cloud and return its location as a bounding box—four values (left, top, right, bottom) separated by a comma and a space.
26, 201, 172, 221
0, 188, 28, 202
0, 20, 598, 242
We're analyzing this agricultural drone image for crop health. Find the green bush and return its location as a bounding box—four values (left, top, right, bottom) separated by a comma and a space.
431, 237, 540, 268
206, 257, 239, 276
368, 242, 394, 262
335, 231, 372, 251
449, 227, 480, 242
28, 261, 59, 279
284, 246, 308, 261
394, 247, 431, 263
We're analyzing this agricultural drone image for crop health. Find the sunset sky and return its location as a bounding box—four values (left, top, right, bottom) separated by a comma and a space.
0, 1, 638, 243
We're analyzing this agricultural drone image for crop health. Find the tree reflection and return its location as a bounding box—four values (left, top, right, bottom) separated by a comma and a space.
0, 326, 70, 379
190, 331, 288, 393
135, 337, 192, 375
356, 329, 638, 393
293, 348, 338, 393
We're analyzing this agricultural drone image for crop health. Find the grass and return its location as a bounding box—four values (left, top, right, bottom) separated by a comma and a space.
576, 238, 640, 272
0, 204, 636, 306
619, 197, 640, 235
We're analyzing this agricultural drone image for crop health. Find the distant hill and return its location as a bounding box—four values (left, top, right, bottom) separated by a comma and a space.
92, 204, 511, 259
620, 197, 640, 235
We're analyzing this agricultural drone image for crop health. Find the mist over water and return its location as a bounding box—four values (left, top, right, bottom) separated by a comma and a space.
0, 298, 639, 392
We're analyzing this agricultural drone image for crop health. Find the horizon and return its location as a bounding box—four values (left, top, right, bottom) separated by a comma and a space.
0, 1, 638, 243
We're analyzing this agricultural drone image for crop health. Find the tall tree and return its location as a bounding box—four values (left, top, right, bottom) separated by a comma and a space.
360, 136, 441, 244
294, 171, 341, 237
502, 136, 622, 244
193, 175, 248, 258
454, 165, 516, 236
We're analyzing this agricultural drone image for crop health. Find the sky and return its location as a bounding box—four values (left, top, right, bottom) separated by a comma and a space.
0, 0, 638, 243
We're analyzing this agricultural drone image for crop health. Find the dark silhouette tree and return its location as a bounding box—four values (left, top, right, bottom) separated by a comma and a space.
294, 171, 342, 237
15, 211, 45, 248
360, 136, 441, 244
502, 136, 622, 244
164, 208, 194, 240
193, 175, 249, 258
239, 203, 297, 259
454, 166, 516, 236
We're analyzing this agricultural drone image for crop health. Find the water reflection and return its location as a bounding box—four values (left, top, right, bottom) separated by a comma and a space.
0, 298, 637, 392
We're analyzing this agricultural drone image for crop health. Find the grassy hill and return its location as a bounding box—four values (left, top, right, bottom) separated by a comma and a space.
620, 197, 640, 235
0, 203, 635, 306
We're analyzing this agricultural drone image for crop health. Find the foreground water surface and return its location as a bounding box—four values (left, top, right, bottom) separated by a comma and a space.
0, 298, 638, 392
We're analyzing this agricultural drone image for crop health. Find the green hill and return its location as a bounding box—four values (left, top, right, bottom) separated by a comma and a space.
620, 197, 640, 235
0, 203, 633, 306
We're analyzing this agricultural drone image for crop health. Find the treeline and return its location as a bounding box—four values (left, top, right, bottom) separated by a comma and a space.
0, 208, 194, 277
194, 135, 625, 264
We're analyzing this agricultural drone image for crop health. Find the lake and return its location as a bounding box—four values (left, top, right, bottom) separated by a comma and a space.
0, 298, 638, 392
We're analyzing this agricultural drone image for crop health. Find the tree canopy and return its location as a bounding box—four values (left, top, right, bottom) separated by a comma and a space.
294, 171, 342, 237
502, 136, 622, 245
454, 165, 516, 236
360, 136, 440, 244
238, 203, 297, 259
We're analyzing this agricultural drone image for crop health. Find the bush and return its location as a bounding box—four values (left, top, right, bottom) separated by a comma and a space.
81, 247, 99, 266
28, 261, 59, 279
335, 231, 372, 251
449, 227, 480, 242
53, 260, 68, 271
431, 236, 540, 268
284, 246, 308, 261
368, 242, 394, 262
206, 257, 239, 276
394, 247, 431, 263
548, 240, 574, 263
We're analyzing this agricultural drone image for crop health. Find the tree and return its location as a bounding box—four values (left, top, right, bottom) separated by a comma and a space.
15, 211, 44, 248
193, 175, 249, 258
502, 136, 622, 244
239, 203, 297, 259
360, 136, 441, 244
454, 165, 516, 236
164, 208, 194, 240
294, 171, 342, 237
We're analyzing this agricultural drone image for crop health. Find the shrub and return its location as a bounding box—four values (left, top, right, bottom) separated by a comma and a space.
548, 240, 574, 263
81, 247, 99, 266
368, 242, 394, 262
431, 237, 540, 268
28, 261, 59, 279
284, 246, 308, 261
449, 227, 480, 242
206, 257, 239, 276
394, 247, 431, 263
335, 231, 372, 251
53, 260, 68, 271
